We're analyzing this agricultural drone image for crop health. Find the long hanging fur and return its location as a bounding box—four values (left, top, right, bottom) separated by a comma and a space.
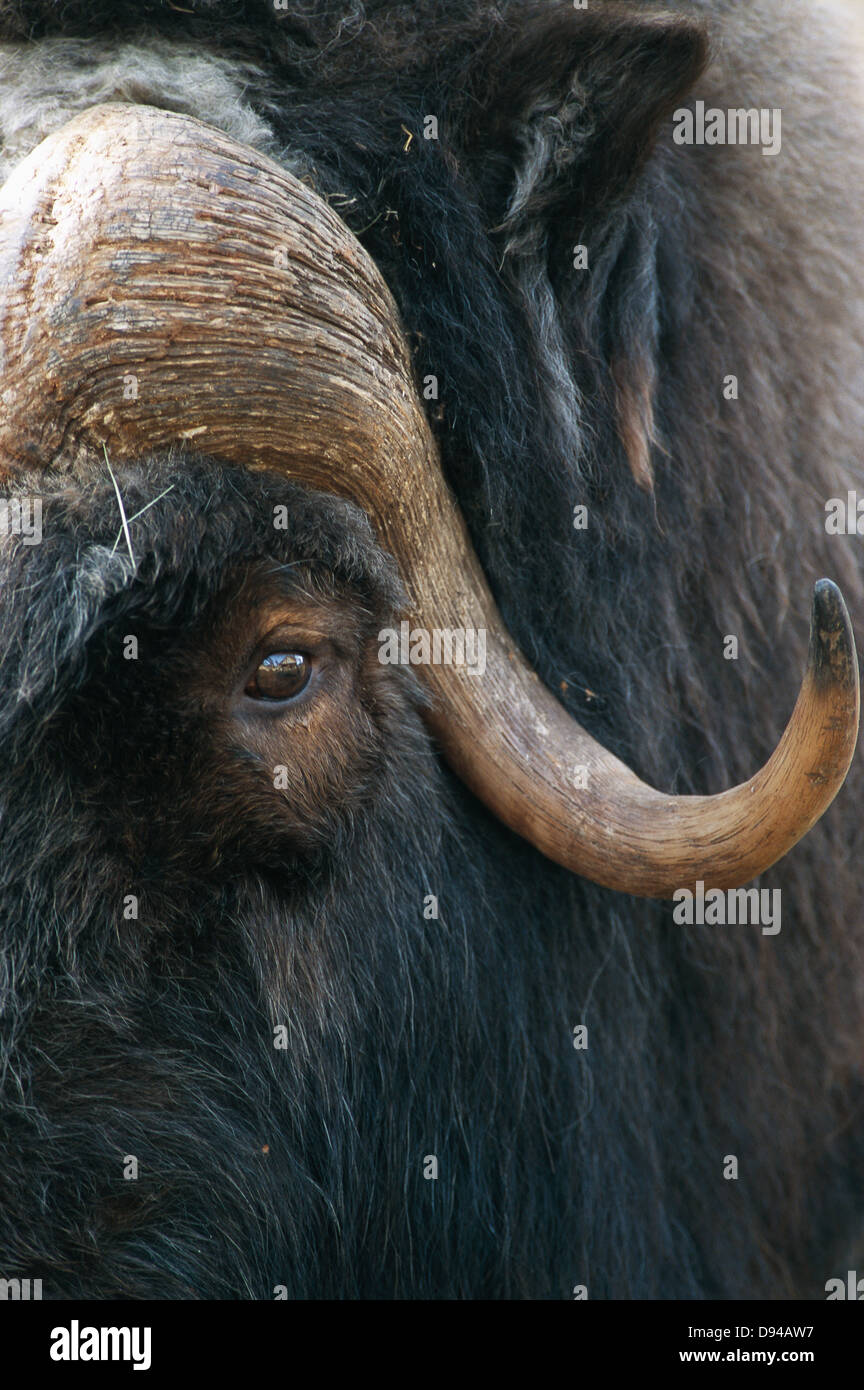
1, 0, 864, 1298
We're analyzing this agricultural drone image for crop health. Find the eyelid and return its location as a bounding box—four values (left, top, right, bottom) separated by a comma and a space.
255, 626, 332, 655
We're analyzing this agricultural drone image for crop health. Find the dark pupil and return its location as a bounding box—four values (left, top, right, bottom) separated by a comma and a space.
247, 652, 310, 701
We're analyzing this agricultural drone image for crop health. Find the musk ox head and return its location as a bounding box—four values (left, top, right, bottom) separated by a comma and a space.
3, 0, 864, 1306
0, 100, 858, 902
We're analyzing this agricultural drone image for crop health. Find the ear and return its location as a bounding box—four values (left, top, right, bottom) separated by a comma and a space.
457, 4, 708, 491
463, 3, 709, 228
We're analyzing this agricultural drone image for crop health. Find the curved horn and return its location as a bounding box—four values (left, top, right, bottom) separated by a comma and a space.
0, 104, 858, 898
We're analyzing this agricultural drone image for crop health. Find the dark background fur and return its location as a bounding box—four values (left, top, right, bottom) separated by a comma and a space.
1, 0, 864, 1297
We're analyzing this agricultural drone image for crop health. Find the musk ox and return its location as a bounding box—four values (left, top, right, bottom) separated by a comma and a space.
0, 0, 863, 1300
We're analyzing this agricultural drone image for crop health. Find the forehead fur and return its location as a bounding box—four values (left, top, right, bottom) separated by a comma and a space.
0, 454, 405, 739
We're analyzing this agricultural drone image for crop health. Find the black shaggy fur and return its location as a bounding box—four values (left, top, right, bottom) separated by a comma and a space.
1, 0, 864, 1298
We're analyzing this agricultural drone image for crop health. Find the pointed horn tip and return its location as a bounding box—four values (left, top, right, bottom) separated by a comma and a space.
808, 578, 859, 695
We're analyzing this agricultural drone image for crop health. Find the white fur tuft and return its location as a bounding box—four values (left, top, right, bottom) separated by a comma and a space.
0, 36, 282, 184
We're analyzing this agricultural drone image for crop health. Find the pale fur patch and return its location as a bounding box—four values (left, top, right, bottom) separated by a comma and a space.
0, 36, 282, 184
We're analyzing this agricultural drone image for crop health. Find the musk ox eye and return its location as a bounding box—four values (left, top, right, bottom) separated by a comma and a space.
245, 652, 311, 702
